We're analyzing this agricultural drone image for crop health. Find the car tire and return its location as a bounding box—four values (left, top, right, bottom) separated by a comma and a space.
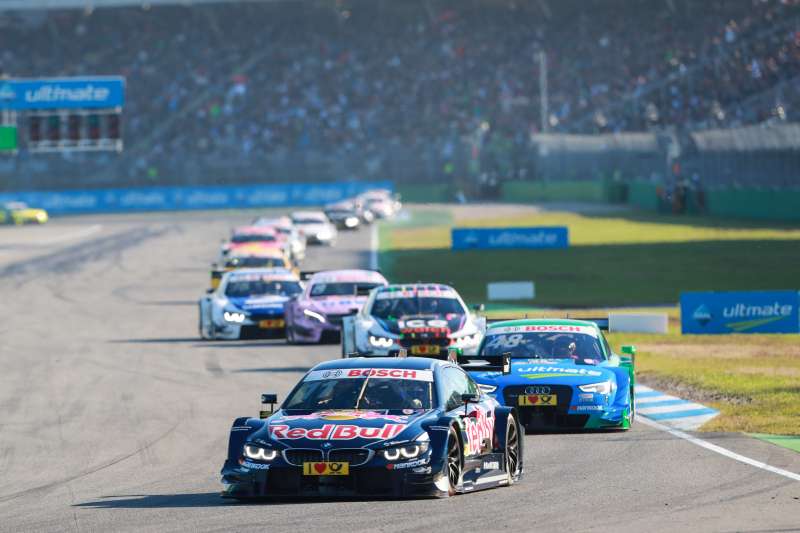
446, 426, 462, 496
504, 415, 521, 485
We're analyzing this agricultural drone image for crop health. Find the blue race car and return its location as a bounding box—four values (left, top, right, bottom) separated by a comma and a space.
461, 318, 636, 432
220, 357, 523, 499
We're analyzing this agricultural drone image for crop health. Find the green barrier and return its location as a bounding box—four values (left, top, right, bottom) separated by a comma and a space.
500, 180, 606, 203
396, 183, 451, 203
707, 188, 800, 221
626, 181, 660, 210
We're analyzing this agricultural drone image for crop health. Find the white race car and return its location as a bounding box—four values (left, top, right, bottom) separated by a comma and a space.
289, 210, 337, 246
199, 268, 303, 340
340, 283, 484, 358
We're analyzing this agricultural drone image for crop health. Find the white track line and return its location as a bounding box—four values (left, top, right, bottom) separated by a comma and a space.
369, 223, 379, 271
639, 416, 800, 482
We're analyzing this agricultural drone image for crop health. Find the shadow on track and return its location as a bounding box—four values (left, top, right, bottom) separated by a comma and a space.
75, 493, 230, 509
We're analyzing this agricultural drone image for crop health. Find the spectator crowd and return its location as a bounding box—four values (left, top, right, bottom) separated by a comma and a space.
1, 0, 799, 190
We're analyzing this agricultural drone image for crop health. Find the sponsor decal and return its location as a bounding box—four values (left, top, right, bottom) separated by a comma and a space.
570, 405, 604, 412
269, 423, 406, 441
386, 458, 429, 470
451, 227, 569, 250
398, 318, 450, 329
518, 394, 557, 406
305, 368, 434, 382
463, 408, 494, 457
488, 324, 597, 337
693, 304, 712, 326
681, 291, 800, 334
482, 460, 500, 471
518, 366, 603, 379
376, 289, 458, 300
578, 393, 594, 402
277, 410, 409, 423
303, 462, 349, 476
240, 461, 270, 470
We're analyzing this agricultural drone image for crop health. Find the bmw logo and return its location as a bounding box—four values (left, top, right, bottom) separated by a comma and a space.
322, 442, 332, 449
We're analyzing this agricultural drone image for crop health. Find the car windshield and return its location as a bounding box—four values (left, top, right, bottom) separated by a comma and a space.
225, 257, 285, 268
480, 330, 606, 361
231, 234, 276, 243
283, 372, 434, 410
370, 296, 463, 319
310, 282, 382, 297
4, 202, 27, 210
293, 218, 325, 225
225, 280, 302, 298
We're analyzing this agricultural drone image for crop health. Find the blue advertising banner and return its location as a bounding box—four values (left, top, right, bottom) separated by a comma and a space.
680, 290, 800, 334
0, 181, 392, 215
451, 227, 569, 250
0, 77, 125, 110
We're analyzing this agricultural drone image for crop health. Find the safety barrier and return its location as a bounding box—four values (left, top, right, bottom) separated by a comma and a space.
0, 181, 392, 215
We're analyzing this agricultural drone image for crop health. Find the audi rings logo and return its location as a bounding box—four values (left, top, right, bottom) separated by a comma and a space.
525, 386, 551, 395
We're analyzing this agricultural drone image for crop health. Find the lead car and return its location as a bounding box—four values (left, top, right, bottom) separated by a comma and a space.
220, 357, 523, 499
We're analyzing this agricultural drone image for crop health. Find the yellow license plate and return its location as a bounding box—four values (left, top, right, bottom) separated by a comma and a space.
259, 319, 285, 329
410, 345, 440, 355
302, 462, 349, 476
518, 394, 557, 406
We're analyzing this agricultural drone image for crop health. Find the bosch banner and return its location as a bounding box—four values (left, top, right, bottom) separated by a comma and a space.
0, 181, 392, 215
0, 77, 125, 110
451, 227, 569, 250
680, 290, 800, 334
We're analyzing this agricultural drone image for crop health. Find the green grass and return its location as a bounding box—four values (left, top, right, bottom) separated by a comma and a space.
606, 331, 800, 435
378, 207, 800, 307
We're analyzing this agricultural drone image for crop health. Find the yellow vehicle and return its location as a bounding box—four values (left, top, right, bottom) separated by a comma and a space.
210, 248, 297, 289
0, 202, 48, 225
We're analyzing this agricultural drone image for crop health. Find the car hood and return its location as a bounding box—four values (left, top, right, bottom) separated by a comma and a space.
299, 223, 329, 233
259, 409, 433, 448
471, 358, 616, 386
228, 295, 289, 312
374, 314, 466, 336
302, 296, 366, 315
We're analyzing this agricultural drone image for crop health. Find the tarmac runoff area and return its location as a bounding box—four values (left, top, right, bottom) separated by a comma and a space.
0, 208, 797, 533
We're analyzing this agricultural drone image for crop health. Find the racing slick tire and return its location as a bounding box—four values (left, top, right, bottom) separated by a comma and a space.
504, 415, 521, 485
446, 426, 462, 496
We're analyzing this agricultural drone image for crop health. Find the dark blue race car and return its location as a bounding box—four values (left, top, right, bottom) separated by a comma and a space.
220, 357, 523, 499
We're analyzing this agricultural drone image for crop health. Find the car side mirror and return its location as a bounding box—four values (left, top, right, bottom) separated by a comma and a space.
621, 345, 636, 356
472, 303, 485, 312
461, 393, 480, 404
260, 393, 278, 419
206, 288, 214, 294
502, 352, 511, 375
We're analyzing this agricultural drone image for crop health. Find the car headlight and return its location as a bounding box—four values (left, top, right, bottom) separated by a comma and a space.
344, 216, 359, 227
578, 381, 613, 395
381, 433, 429, 461
243, 444, 278, 462
369, 335, 395, 348
477, 383, 497, 394
223, 310, 247, 323
453, 333, 481, 348
303, 309, 326, 323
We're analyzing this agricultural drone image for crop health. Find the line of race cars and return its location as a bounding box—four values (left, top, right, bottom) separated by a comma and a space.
203, 191, 637, 500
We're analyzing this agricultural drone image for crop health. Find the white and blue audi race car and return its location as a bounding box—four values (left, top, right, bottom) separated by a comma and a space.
199, 268, 303, 340
340, 284, 483, 358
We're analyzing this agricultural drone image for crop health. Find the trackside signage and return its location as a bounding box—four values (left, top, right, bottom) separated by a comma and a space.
0, 77, 125, 110
680, 290, 800, 334
451, 227, 568, 250
0, 181, 392, 215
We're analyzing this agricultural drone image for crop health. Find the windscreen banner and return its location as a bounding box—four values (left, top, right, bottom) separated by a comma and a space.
0, 181, 392, 215
680, 290, 800, 334
451, 227, 568, 250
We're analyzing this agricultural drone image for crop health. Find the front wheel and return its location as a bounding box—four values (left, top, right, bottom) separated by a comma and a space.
446, 427, 462, 496
504, 415, 521, 485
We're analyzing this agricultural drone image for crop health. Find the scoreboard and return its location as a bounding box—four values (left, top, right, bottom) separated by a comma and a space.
0, 76, 125, 153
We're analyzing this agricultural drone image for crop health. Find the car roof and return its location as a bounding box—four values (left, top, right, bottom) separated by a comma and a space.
311, 357, 441, 372
310, 269, 386, 284
486, 318, 600, 329
227, 267, 299, 281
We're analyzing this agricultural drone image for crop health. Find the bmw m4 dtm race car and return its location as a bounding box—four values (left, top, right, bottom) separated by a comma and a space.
220, 356, 522, 499
199, 268, 302, 340
209, 247, 296, 290
460, 318, 636, 432
284, 269, 388, 344
220, 226, 290, 260
340, 284, 483, 358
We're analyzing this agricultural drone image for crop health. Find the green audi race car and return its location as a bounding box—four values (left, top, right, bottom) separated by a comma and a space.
461, 318, 636, 432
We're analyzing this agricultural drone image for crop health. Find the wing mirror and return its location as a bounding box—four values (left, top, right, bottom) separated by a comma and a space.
472, 303, 485, 312
260, 393, 278, 419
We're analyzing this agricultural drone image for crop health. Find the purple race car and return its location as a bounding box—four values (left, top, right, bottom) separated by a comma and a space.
284, 269, 388, 344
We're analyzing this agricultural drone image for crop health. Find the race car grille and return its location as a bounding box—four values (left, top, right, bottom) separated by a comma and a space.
503, 385, 573, 411
283, 449, 323, 466
326, 312, 357, 326
328, 449, 372, 466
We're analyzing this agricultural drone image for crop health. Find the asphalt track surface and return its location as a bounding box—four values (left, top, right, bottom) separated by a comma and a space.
1, 209, 798, 533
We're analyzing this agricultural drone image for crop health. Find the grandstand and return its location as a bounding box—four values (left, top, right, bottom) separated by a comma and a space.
1, 0, 799, 191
